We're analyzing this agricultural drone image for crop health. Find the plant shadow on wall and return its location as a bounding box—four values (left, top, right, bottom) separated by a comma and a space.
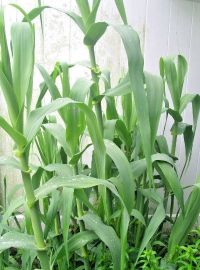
0, 0, 200, 269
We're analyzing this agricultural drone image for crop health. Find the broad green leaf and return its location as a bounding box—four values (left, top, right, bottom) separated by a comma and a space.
101, 70, 118, 119
25, 98, 106, 179
11, 22, 34, 110
114, 25, 153, 185
0, 9, 12, 83
44, 163, 73, 177
44, 123, 69, 155
86, 0, 101, 29
0, 231, 35, 251
35, 175, 120, 202
156, 135, 169, 154
44, 190, 61, 238
114, 0, 128, 25
122, 92, 137, 132
168, 177, 200, 259
84, 22, 108, 46
76, 0, 90, 25
0, 196, 24, 235
136, 190, 165, 262
81, 213, 121, 270
62, 188, 74, 265
177, 55, 187, 97
66, 78, 92, 155
104, 139, 135, 213
131, 209, 146, 226
0, 66, 19, 126
0, 116, 27, 147
65, 10, 85, 33
69, 144, 92, 166
179, 94, 196, 114
105, 74, 130, 97
156, 162, 184, 212
130, 153, 174, 179
167, 108, 182, 122
68, 231, 97, 253
52, 231, 97, 264
115, 119, 132, 148
22, 6, 50, 22
145, 72, 164, 145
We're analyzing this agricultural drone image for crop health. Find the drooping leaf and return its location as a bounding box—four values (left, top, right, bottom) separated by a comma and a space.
11, 22, 34, 110
84, 22, 108, 46
114, 25, 153, 185
145, 72, 164, 146
168, 177, 200, 259
155, 162, 184, 212
0, 116, 27, 147
0, 231, 35, 251
104, 139, 135, 213
81, 213, 121, 270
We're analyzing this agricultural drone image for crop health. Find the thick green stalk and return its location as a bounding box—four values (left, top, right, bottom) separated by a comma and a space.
19, 153, 49, 270
88, 45, 104, 133
171, 133, 177, 157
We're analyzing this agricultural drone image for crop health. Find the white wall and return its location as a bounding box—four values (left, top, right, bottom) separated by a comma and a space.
0, 0, 199, 192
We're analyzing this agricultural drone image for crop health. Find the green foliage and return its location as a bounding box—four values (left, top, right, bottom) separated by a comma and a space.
0, 1, 200, 269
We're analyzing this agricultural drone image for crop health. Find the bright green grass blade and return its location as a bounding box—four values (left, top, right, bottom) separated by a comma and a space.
145, 72, 164, 146
84, 22, 108, 46
81, 213, 121, 270
11, 22, 34, 110
114, 25, 153, 185
0, 231, 35, 251
104, 139, 135, 213
114, 0, 128, 25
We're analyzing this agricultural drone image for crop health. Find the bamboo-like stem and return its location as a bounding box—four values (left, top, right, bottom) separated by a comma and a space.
88, 45, 104, 134
19, 153, 49, 270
